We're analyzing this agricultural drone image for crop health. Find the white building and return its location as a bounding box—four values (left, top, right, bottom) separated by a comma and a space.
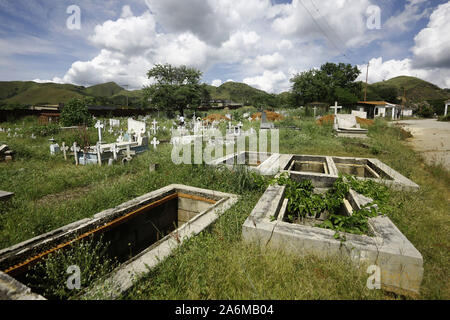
356, 101, 403, 120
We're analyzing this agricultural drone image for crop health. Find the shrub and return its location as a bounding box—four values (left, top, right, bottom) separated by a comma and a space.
60, 98, 93, 127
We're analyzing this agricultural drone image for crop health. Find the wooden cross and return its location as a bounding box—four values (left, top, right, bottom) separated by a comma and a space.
61, 142, 69, 161
151, 137, 160, 150
71, 142, 80, 166
95, 120, 104, 142
330, 101, 342, 115
110, 143, 120, 161
152, 119, 158, 135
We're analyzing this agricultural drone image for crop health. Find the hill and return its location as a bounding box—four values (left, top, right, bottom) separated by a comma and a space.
207, 82, 273, 104
85, 82, 124, 97
366, 76, 449, 103
1, 76, 448, 110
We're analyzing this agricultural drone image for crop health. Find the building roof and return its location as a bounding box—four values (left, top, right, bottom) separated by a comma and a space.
357, 101, 400, 107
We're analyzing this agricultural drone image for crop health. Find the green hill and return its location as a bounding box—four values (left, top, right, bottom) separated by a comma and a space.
1, 76, 448, 109
1, 82, 86, 105
207, 82, 272, 104
366, 76, 449, 103
86, 82, 124, 97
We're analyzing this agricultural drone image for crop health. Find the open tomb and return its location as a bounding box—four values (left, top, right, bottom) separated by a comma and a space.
242, 173, 423, 297
0, 185, 238, 300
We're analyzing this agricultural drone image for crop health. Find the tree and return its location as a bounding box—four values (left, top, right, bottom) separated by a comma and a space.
60, 98, 93, 127
144, 64, 203, 115
290, 62, 361, 106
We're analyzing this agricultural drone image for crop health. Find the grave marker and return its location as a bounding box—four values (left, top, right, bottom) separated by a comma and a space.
330, 101, 342, 115
95, 120, 104, 142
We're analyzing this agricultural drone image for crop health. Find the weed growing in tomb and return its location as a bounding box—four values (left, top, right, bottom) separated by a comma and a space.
275, 174, 392, 236
24, 235, 118, 300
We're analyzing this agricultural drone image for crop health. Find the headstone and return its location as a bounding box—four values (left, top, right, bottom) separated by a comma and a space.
50, 143, 60, 155
109, 119, 121, 127
260, 111, 274, 129
351, 110, 367, 119
128, 118, 146, 137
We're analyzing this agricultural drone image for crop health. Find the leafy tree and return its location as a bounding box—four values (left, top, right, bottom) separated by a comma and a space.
60, 98, 93, 127
290, 62, 361, 106
144, 64, 203, 115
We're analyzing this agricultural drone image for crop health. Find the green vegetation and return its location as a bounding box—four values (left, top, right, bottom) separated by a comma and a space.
275, 174, 389, 236
143, 64, 206, 116
290, 62, 362, 105
60, 98, 94, 127
0, 109, 448, 300
25, 236, 118, 300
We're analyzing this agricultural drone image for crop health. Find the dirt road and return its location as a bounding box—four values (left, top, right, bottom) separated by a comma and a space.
394, 119, 450, 170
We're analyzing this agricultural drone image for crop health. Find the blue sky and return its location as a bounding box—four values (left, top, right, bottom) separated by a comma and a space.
1, 0, 449, 92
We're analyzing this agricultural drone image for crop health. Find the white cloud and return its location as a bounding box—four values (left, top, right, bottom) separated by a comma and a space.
49, 0, 450, 93
412, 2, 450, 69
384, 0, 430, 32
357, 57, 450, 89
212, 79, 222, 87
243, 70, 288, 93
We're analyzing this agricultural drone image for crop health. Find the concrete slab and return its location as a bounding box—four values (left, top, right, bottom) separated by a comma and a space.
242, 184, 423, 297
0, 191, 14, 202
0, 185, 238, 300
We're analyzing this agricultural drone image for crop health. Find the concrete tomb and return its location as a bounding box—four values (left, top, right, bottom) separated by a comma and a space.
242, 176, 423, 297
0, 185, 238, 299
279, 154, 419, 191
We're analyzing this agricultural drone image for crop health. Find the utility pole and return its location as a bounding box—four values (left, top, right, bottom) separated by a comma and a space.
401, 87, 406, 119
364, 62, 369, 102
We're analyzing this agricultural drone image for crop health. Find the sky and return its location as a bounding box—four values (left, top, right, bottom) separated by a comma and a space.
0, 0, 450, 93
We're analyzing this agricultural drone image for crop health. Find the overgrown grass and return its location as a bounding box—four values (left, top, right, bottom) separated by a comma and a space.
0, 115, 448, 300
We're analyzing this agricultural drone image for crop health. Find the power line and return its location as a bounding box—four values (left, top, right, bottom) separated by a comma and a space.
298, 0, 353, 65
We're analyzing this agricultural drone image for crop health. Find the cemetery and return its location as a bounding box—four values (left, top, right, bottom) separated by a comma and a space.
0, 104, 448, 301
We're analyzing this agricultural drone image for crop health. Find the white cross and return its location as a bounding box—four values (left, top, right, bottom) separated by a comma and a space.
151, 119, 158, 135
61, 142, 69, 161
330, 101, 342, 115
71, 142, 80, 166
95, 120, 104, 142
151, 137, 160, 150
110, 143, 120, 160
108, 127, 114, 134
96, 143, 103, 166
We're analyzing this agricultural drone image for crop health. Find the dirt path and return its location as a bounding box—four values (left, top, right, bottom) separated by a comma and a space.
394, 119, 450, 170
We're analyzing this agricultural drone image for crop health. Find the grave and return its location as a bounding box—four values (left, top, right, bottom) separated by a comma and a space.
0, 144, 14, 162
279, 154, 419, 191
0, 190, 14, 202
0, 185, 238, 299
334, 114, 368, 138
212, 151, 281, 176
260, 111, 275, 130
242, 176, 423, 297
